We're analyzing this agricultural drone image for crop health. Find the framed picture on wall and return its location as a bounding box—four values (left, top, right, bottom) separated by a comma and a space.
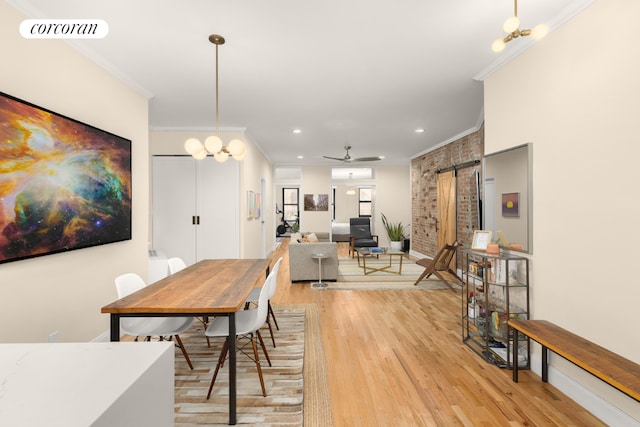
255, 193, 261, 219
502, 192, 520, 217
304, 194, 329, 211
247, 190, 255, 219
0, 91, 132, 264
471, 230, 492, 251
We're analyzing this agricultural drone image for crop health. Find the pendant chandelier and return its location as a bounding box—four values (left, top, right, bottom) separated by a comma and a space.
491, 0, 549, 53
184, 34, 246, 162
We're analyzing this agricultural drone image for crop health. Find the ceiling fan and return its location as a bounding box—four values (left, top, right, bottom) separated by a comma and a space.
322, 145, 382, 163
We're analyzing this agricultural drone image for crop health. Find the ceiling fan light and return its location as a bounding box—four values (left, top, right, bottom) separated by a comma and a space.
185, 138, 203, 155
531, 23, 549, 40
492, 38, 506, 53
214, 151, 229, 163
503, 16, 520, 34
227, 139, 245, 156
205, 135, 223, 154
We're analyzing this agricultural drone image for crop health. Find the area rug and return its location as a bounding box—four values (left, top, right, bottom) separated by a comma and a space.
173, 305, 331, 426
316, 257, 459, 290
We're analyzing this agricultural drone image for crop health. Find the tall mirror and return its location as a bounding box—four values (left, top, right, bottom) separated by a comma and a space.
483, 143, 532, 253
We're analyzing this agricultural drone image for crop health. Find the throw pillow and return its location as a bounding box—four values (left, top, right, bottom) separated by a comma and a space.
306, 232, 319, 242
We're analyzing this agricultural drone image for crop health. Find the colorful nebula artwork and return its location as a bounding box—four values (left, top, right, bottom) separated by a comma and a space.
0, 92, 132, 264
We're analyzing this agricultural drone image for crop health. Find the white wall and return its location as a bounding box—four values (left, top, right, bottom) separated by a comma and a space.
485, 0, 640, 420
0, 2, 149, 342
149, 130, 275, 258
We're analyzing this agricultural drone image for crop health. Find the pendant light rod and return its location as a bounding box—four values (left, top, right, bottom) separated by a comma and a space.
209, 34, 225, 136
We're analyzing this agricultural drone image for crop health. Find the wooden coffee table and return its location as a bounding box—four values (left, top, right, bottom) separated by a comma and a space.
356, 248, 405, 275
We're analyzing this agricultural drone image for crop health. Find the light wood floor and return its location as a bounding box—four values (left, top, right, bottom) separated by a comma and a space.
270, 239, 606, 426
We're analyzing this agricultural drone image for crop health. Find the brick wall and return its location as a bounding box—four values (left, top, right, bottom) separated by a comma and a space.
411, 125, 484, 264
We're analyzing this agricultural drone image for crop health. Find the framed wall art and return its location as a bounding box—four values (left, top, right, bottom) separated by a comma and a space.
247, 190, 255, 219
0, 91, 132, 264
502, 192, 520, 217
304, 193, 328, 211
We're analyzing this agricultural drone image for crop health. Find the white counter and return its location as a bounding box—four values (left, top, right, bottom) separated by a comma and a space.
0, 342, 174, 427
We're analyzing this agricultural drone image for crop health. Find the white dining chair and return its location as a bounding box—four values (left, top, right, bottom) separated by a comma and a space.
167, 257, 187, 275
244, 257, 283, 347
204, 265, 278, 399
114, 273, 194, 369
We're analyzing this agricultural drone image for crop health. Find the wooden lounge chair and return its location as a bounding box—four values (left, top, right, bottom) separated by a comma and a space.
413, 241, 462, 290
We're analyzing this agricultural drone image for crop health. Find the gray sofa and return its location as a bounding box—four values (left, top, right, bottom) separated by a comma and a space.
288, 232, 339, 282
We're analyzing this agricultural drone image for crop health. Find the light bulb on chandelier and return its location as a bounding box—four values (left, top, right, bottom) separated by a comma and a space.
491, 0, 548, 53
184, 34, 246, 162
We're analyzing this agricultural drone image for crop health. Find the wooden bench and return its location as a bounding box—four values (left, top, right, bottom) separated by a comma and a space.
508, 319, 640, 402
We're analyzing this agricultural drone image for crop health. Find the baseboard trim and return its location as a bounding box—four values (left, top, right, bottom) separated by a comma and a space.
529, 353, 639, 426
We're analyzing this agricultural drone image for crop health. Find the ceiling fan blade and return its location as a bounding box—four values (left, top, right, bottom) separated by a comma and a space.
323, 155, 348, 161
353, 156, 383, 162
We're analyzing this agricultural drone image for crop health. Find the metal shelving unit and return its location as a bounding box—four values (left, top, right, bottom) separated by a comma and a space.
461, 249, 530, 369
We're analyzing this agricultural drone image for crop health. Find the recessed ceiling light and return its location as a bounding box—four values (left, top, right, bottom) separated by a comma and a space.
415, 128, 425, 133
297, 155, 303, 159
293, 129, 302, 134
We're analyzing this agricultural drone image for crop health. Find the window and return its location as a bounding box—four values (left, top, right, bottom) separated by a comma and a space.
282, 188, 299, 223
359, 187, 372, 217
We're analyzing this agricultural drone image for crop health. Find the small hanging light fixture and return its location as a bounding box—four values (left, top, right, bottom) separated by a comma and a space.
491, 0, 549, 53
184, 34, 246, 162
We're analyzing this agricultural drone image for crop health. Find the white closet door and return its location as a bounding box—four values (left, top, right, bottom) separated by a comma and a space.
152, 156, 197, 265
196, 157, 240, 260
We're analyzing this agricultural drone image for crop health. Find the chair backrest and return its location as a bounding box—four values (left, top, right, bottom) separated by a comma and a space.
267, 257, 283, 299
247, 268, 277, 333
115, 273, 146, 298
350, 217, 372, 239
434, 241, 459, 270
167, 257, 187, 274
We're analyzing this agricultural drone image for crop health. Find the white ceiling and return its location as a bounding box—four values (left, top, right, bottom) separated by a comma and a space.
8, 0, 593, 165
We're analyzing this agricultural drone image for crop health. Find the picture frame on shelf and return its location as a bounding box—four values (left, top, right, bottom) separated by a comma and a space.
471, 230, 492, 251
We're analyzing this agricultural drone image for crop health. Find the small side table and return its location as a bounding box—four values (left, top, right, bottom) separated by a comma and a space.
311, 253, 329, 288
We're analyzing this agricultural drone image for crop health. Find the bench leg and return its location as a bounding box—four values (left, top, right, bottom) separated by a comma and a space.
542, 346, 548, 382
512, 327, 519, 382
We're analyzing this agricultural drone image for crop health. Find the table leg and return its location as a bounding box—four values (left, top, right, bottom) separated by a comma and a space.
229, 312, 237, 425
110, 314, 120, 342
312, 257, 327, 288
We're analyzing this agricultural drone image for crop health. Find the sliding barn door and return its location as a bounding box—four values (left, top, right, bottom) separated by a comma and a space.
437, 171, 456, 267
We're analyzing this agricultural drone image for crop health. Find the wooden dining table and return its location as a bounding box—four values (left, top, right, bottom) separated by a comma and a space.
101, 258, 271, 425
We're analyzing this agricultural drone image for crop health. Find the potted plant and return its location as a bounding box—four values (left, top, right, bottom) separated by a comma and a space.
381, 213, 407, 251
